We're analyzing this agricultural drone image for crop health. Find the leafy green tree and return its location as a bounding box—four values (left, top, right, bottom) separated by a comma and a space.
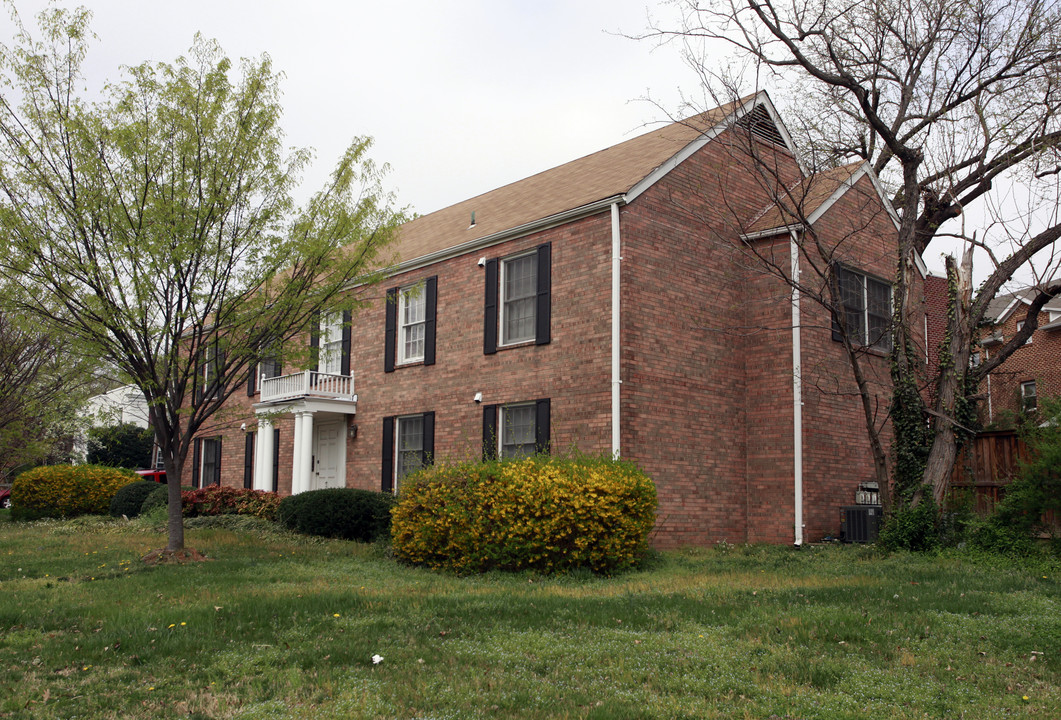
87, 423, 154, 469
0, 298, 96, 482
0, 8, 404, 551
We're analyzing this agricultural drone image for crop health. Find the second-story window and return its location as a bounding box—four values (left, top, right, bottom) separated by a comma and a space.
483, 243, 551, 354
384, 277, 437, 373
834, 265, 892, 352
319, 311, 343, 375
399, 286, 426, 364
501, 253, 537, 345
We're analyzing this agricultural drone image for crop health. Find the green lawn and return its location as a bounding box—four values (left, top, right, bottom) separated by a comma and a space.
1, 515, 1058, 719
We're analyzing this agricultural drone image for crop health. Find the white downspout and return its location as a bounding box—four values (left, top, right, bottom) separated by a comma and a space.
611, 202, 622, 458
790, 230, 804, 547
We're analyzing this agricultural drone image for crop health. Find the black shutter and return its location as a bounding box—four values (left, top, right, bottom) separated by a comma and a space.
482, 405, 498, 461
831, 263, 844, 342
212, 438, 222, 486
381, 416, 395, 492
384, 287, 397, 372
535, 398, 551, 454
271, 428, 280, 493
424, 276, 438, 366
310, 311, 320, 372
535, 243, 551, 345
341, 309, 352, 376
243, 432, 254, 489
194, 358, 203, 405
484, 259, 498, 354
191, 437, 201, 489
422, 411, 435, 467
247, 363, 257, 396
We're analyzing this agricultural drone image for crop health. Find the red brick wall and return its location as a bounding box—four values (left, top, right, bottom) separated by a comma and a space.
184, 130, 912, 548
794, 174, 905, 541
982, 308, 1061, 423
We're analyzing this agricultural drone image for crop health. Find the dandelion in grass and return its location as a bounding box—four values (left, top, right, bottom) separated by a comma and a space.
168, 624, 175, 629
180, 622, 186, 626
333, 613, 341, 618
372, 654, 383, 665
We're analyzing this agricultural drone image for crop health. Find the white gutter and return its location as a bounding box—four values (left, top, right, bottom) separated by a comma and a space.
611, 202, 623, 458
790, 230, 804, 547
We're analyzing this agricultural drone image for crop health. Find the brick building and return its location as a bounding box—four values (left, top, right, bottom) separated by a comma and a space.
184, 92, 914, 546
978, 289, 1061, 424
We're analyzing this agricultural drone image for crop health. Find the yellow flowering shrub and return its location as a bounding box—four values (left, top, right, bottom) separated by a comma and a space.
391, 455, 657, 574
11, 464, 138, 520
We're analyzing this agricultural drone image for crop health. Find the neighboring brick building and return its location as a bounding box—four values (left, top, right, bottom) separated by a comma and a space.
978, 289, 1061, 425
184, 92, 914, 546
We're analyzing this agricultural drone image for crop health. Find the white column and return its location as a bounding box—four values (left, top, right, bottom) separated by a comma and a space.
255, 417, 273, 491
292, 412, 305, 495
299, 411, 315, 494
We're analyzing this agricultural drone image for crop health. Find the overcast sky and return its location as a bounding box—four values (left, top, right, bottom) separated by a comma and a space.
5, 1, 694, 216
6, 1, 1048, 283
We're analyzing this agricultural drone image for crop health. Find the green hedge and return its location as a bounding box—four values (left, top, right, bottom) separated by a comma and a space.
391, 455, 657, 574
278, 488, 396, 542
11, 464, 137, 520
109, 480, 161, 518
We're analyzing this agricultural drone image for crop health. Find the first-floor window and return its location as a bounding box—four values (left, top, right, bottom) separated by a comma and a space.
1021, 380, 1038, 413
396, 415, 425, 480
482, 399, 550, 460
834, 265, 892, 352
500, 404, 536, 458
381, 412, 435, 493
193, 436, 222, 488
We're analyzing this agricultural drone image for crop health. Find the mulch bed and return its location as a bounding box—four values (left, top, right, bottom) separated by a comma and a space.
141, 548, 210, 565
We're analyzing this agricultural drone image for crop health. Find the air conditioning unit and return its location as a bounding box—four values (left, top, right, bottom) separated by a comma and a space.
841, 505, 882, 543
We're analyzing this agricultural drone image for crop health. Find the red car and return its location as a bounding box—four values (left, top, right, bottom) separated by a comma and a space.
0, 485, 10, 509
135, 469, 167, 483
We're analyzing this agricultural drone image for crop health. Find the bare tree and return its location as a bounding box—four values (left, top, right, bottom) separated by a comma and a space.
643, 0, 1061, 508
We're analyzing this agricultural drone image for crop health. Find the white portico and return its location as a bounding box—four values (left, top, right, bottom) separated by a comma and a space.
252, 369, 357, 494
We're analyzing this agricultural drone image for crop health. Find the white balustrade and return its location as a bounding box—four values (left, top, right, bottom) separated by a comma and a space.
260, 370, 355, 402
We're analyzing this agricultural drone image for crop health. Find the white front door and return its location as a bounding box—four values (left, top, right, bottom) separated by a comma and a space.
313, 421, 344, 489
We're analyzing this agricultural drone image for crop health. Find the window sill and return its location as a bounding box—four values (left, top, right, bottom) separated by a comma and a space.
496, 339, 536, 352
396, 360, 426, 369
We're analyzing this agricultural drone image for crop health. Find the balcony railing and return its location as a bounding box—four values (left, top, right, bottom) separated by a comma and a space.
259, 370, 356, 403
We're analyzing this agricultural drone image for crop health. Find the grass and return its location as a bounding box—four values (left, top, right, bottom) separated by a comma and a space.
0, 515, 1058, 719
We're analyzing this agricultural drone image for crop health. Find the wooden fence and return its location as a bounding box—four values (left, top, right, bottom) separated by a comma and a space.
949, 430, 1027, 514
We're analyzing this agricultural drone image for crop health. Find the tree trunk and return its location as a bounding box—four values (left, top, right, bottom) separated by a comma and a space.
163, 451, 185, 552
920, 250, 975, 507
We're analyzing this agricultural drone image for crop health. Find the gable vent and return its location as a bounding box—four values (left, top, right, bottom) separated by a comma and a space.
736, 104, 786, 146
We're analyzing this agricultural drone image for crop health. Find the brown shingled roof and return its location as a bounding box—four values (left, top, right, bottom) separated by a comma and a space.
746, 163, 863, 235
389, 97, 749, 265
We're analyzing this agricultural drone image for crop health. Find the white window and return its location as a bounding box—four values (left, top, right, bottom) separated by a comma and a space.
319, 311, 343, 375
201, 345, 221, 400
398, 286, 426, 364
970, 351, 981, 368
836, 266, 892, 352
501, 253, 537, 345
1016, 320, 1033, 345
395, 415, 425, 483
500, 403, 537, 458
1021, 380, 1038, 413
